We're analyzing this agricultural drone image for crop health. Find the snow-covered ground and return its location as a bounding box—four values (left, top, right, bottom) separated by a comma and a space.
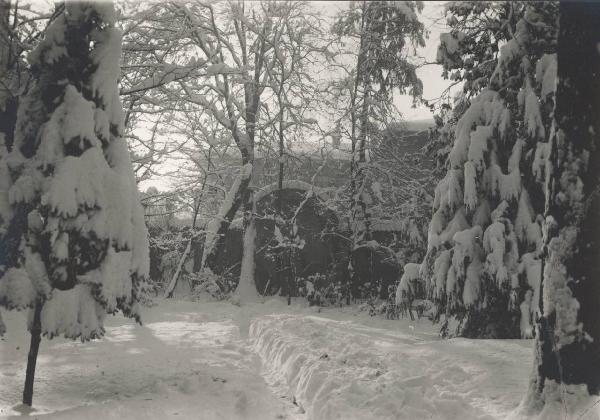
1, 298, 598, 419
0, 299, 300, 420
252, 313, 532, 420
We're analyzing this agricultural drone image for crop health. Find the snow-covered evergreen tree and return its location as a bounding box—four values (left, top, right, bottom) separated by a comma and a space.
0, 2, 149, 405
421, 2, 557, 338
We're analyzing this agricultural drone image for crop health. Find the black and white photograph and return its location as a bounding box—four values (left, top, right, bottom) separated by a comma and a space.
0, 1, 599, 419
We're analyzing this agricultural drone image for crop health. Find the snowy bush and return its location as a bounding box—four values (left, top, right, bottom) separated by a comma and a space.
395, 263, 423, 305
350, 241, 400, 301
188, 270, 236, 301
297, 274, 346, 307
158, 250, 181, 288
146, 221, 201, 297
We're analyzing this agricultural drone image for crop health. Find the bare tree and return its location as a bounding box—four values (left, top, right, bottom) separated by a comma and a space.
332, 1, 425, 247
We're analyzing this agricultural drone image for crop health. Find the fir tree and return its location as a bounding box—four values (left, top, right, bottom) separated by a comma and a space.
421, 2, 558, 338
0, 2, 149, 406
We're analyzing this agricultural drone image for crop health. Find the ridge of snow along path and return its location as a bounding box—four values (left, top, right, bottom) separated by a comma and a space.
250, 310, 533, 420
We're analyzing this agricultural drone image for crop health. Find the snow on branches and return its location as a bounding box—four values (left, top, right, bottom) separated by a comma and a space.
0, 3, 149, 340
420, 3, 557, 338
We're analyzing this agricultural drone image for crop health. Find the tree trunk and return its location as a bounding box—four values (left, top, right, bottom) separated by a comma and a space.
277, 83, 287, 303
235, 190, 260, 302
201, 172, 252, 272
530, 0, 600, 403
163, 240, 192, 298
0, 0, 18, 152
349, 2, 368, 249
287, 247, 293, 306
23, 300, 42, 406
165, 192, 203, 298
355, 87, 371, 243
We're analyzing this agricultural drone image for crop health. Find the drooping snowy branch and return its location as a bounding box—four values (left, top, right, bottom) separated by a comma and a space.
420, 2, 558, 338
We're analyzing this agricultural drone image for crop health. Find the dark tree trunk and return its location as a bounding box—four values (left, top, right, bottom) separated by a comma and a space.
356, 87, 371, 243
201, 174, 252, 273
23, 300, 43, 406
277, 81, 288, 304
0, 95, 18, 151
0, 0, 19, 158
531, 1, 600, 400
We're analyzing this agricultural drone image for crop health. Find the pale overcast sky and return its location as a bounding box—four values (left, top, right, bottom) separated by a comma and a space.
137, 1, 455, 190
397, 1, 454, 120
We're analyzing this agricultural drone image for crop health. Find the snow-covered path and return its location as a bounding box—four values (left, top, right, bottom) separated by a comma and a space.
0, 300, 301, 419
0, 298, 557, 420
